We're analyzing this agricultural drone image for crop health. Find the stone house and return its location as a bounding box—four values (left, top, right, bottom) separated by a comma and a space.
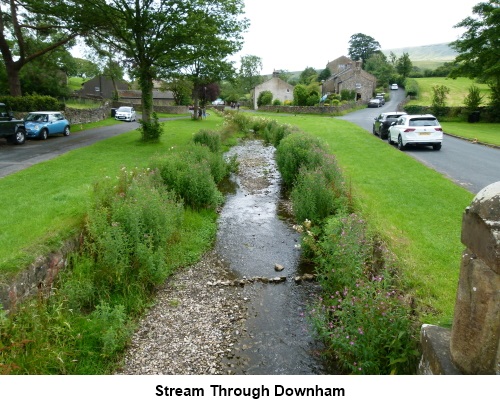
252, 71, 294, 109
323, 56, 377, 102
117, 89, 175, 106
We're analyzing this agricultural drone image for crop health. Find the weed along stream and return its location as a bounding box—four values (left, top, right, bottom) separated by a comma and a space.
216, 139, 329, 374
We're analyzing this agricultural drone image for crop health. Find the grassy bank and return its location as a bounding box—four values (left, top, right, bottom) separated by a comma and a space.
441, 122, 500, 146
268, 114, 473, 325
0, 116, 222, 278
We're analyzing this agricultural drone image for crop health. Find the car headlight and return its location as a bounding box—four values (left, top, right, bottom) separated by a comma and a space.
34, 125, 39, 130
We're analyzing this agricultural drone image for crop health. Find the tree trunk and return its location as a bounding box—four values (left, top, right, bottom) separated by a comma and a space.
5, 60, 22, 97
139, 66, 154, 124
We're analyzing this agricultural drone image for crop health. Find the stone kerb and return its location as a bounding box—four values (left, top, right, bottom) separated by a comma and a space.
450, 181, 500, 374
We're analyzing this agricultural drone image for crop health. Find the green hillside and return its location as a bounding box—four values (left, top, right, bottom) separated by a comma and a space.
382, 43, 457, 69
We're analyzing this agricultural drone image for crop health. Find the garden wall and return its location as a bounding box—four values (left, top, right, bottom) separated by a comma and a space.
257, 101, 360, 115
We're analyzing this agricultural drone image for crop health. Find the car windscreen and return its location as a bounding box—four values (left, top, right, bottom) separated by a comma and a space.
25, 113, 47, 122
409, 118, 439, 126
117, 107, 131, 112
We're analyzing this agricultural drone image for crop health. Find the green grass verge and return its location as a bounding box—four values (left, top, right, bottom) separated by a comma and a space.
442, 122, 500, 146
0, 116, 223, 280
268, 114, 473, 325
407, 77, 491, 107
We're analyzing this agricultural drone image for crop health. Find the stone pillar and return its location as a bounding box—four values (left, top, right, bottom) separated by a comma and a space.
450, 181, 500, 375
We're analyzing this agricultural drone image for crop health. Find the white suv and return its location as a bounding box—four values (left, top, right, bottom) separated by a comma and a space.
388, 114, 443, 151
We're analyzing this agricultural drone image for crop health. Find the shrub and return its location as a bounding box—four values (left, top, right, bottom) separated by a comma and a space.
0, 94, 63, 112
463, 85, 484, 112
275, 133, 329, 188
404, 78, 419, 98
138, 112, 162, 142
340, 89, 355, 101
257, 90, 273, 107
151, 150, 224, 210
307, 213, 419, 374
193, 129, 221, 153
272, 99, 282, 106
431, 85, 450, 117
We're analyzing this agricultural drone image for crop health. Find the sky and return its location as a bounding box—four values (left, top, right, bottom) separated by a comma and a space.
233, 0, 480, 74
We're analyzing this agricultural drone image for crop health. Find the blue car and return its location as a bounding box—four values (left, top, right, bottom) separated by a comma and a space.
24, 111, 70, 140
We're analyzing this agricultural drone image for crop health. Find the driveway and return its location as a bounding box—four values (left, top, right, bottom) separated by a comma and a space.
337, 90, 500, 194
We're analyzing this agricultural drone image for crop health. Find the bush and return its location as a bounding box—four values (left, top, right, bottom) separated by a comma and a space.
404, 78, 419, 98
306, 213, 419, 374
275, 133, 329, 188
151, 149, 225, 210
257, 90, 273, 107
138, 112, 162, 142
272, 99, 282, 106
193, 129, 221, 153
0, 94, 63, 112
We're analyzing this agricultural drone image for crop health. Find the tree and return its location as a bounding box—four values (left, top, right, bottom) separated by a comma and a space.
74, 58, 100, 79
317, 67, 331, 82
450, 1, 500, 119
299, 67, 317, 85
348, 33, 381, 67
464, 84, 484, 112
364, 53, 396, 87
431, 84, 450, 117
396, 52, 413, 79
164, 78, 193, 106
78, 0, 248, 138
0, 0, 90, 96
239, 54, 263, 93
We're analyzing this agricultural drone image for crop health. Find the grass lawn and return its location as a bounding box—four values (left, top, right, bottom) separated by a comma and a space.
0, 116, 222, 279
407, 77, 490, 107
441, 122, 500, 146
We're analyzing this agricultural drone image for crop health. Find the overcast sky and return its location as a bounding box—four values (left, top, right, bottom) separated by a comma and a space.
233, 0, 480, 74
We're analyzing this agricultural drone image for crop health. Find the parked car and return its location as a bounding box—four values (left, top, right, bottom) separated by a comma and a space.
24, 111, 70, 140
368, 98, 382, 108
115, 106, 136, 122
375, 93, 386, 105
373, 111, 406, 139
388, 114, 443, 150
391, 83, 399, 90
0, 103, 26, 145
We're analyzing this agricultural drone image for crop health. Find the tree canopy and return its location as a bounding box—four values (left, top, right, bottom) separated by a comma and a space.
347, 33, 381, 67
450, 0, 500, 118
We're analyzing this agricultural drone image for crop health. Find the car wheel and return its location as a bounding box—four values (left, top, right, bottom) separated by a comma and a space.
397, 135, 405, 150
433, 143, 442, 151
39, 128, 48, 140
63, 126, 70, 136
380, 131, 387, 140
10, 129, 26, 145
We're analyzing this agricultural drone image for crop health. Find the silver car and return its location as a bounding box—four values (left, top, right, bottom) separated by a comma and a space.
115, 106, 136, 122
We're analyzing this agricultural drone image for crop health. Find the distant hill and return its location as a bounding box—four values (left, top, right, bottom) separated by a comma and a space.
382, 43, 457, 69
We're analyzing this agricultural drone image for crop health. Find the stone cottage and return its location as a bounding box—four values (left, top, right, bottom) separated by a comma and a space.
252, 71, 294, 109
323, 56, 377, 102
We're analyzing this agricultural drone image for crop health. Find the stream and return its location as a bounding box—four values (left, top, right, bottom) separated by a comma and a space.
215, 139, 332, 374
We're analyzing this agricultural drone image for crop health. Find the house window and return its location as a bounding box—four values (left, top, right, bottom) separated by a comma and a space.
95, 86, 100, 92
287, 89, 290, 93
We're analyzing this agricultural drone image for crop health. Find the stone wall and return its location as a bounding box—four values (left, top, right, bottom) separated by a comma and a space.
64, 103, 112, 124
0, 238, 79, 313
257, 102, 360, 115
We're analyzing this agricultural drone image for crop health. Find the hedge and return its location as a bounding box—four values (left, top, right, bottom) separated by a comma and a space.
0, 95, 63, 112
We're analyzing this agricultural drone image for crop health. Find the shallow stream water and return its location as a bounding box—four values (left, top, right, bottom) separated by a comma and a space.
215, 139, 332, 374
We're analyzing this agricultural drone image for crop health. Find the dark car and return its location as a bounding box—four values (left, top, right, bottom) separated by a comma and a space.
24, 111, 70, 140
373, 112, 406, 139
368, 98, 382, 108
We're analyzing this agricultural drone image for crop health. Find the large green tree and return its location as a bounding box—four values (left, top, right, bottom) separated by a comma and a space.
79, 0, 247, 138
348, 33, 381, 67
450, 0, 500, 118
0, 0, 89, 96
396, 52, 413, 79
239, 54, 263, 93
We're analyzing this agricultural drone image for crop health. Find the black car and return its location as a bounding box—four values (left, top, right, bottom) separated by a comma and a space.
373, 112, 406, 139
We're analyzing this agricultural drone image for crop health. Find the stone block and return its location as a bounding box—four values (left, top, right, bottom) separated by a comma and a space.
419, 324, 461, 375
450, 249, 500, 374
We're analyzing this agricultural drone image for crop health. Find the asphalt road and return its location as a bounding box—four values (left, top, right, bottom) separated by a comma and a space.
337, 89, 500, 194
